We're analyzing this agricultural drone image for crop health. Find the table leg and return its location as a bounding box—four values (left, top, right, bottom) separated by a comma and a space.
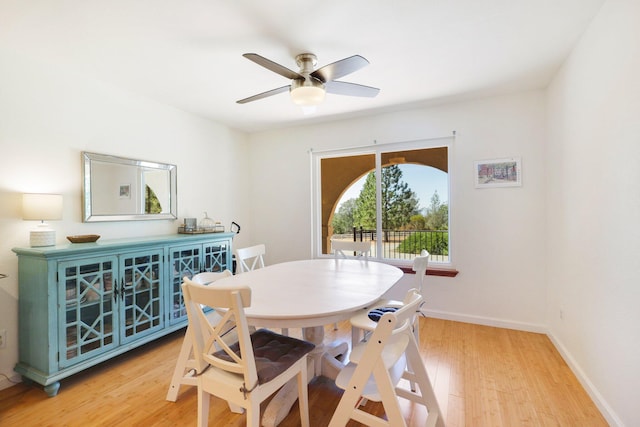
262, 326, 348, 427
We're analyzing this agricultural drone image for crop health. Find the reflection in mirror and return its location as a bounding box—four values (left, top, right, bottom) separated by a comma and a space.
82, 152, 177, 222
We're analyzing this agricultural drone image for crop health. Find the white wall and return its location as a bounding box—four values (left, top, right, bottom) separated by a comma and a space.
248, 91, 548, 331
546, 0, 640, 425
1, 2, 635, 424
0, 49, 251, 390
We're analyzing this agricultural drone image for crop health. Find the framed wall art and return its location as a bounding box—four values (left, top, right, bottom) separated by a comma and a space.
119, 183, 131, 199
474, 157, 522, 188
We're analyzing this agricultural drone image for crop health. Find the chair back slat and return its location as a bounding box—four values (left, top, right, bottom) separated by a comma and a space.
235, 244, 266, 273
411, 250, 429, 293
400, 287, 423, 325
331, 240, 371, 258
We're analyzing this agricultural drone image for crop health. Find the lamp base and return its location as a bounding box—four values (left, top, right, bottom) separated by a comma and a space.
30, 229, 56, 247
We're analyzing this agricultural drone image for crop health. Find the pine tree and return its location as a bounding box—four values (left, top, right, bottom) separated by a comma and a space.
353, 165, 419, 231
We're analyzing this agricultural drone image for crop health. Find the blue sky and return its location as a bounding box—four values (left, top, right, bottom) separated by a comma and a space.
336, 164, 448, 213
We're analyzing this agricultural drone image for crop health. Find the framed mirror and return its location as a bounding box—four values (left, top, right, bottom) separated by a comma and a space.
82, 152, 177, 222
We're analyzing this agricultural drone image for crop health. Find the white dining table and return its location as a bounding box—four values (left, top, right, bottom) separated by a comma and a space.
213, 258, 404, 427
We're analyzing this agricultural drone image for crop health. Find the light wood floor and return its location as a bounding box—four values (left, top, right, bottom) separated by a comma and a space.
0, 318, 607, 426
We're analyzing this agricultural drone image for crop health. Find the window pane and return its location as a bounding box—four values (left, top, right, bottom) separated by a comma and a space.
318, 145, 449, 264
321, 153, 375, 255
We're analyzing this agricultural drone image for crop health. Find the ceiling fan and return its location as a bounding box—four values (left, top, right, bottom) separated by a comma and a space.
236, 53, 380, 106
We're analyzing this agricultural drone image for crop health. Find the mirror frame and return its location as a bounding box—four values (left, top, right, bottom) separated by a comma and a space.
82, 151, 178, 222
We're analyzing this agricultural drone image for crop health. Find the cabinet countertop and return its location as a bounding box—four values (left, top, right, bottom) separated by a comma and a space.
12, 232, 236, 257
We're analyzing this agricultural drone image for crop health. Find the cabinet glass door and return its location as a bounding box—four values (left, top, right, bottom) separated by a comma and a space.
59, 257, 118, 368
168, 245, 201, 324
119, 250, 164, 344
202, 241, 231, 273
168, 240, 232, 325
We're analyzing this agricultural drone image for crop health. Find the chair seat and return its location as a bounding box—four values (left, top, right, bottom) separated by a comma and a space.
214, 329, 315, 384
350, 299, 404, 333
335, 354, 407, 402
348, 333, 409, 367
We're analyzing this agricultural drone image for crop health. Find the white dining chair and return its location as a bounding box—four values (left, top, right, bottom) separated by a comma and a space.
182, 278, 315, 427
235, 244, 266, 274
350, 250, 429, 347
330, 239, 372, 258
330, 239, 372, 331
166, 270, 233, 402
329, 288, 443, 427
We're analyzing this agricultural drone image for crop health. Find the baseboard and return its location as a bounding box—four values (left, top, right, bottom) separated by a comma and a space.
0, 372, 22, 392
422, 309, 548, 334
547, 331, 623, 427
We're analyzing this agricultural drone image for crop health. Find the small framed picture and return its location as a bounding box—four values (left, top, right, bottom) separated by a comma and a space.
119, 184, 131, 198
474, 158, 522, 188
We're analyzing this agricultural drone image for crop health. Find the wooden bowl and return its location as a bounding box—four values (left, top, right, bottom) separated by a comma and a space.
67, 234, 101, 243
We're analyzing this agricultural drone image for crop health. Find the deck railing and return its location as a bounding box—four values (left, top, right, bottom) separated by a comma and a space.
331, 228, 449, 263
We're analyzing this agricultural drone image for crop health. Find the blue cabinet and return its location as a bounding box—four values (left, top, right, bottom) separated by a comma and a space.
12, 233, 234, 396
167, 240, 231, 324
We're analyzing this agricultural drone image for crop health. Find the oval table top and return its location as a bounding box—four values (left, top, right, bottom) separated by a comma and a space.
214, 258, 403, 329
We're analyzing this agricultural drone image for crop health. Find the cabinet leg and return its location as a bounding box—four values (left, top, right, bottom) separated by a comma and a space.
44, 382, 60, 397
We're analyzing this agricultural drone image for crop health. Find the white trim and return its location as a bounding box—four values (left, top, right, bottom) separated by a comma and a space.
309, 134, 455, 155
311, 136, 455, 261
423, 309, 547, 334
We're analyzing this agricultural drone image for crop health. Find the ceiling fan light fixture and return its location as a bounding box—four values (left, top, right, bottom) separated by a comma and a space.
238, 52, 378, 105
290, 79, 325, 106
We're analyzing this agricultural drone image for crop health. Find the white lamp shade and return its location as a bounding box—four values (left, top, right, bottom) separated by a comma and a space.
22, 194, 63, 221
290, 86, 325, 106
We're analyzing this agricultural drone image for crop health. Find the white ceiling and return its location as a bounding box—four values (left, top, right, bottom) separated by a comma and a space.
0, 0, 604, 133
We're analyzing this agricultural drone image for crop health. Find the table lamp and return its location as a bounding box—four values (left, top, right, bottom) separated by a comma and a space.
22, 193, 63, 247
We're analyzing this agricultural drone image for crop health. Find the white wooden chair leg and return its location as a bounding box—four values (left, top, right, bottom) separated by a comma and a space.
405, 338, 444, 427
166, 327, 194, 401
197, 387, 209, 427
329, 327, 392, 427
329, 376, 366, 427
247, 402, 260, 427
409, 320, 420, 391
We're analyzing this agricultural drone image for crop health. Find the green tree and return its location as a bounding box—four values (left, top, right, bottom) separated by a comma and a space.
424, 190, 448, 230
353, 172, 377, 229
331, 198, 357, 234
353, 165, 419, 230
145, 185, 162, 214
408, 214, 426, 230
381, 165, 420, 230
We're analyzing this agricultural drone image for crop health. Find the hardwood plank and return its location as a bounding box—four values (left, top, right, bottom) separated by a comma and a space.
0, 319, 608, 426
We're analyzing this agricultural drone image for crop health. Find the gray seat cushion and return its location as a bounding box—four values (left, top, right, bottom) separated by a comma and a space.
214, 329, 315, 384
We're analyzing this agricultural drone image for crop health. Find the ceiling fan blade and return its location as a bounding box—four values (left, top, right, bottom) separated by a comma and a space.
243, 53, 304, 80
311, 55, 370, 82
236, 86, 290, 104
325, 81, 380, 98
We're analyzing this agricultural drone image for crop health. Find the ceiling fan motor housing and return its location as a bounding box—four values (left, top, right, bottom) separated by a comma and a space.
290, 53, 325, 105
